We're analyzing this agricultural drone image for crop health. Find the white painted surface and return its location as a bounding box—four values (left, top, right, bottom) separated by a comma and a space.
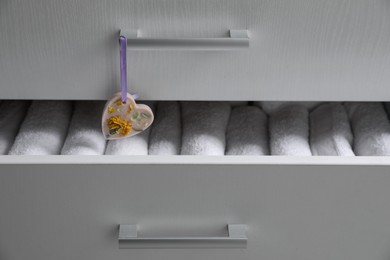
1, 0, 390, 100
1, 155, 390, 165
1, 164, 390, 259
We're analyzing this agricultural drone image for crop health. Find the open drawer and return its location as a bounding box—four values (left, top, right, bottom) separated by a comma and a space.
0, 100, 390, 259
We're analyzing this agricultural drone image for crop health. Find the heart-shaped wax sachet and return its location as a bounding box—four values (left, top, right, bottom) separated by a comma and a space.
102, 93, 154, 140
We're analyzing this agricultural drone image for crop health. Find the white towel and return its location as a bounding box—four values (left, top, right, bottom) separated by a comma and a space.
0, 101, 30, 154
105, 102, 155, 155
255, 101, 323, 114
61, 101, 106, 155
269, 105, 312, 156
148, 101, 181, 155
310, 103, 354, 156
181, 101, 231, 155
345, 102, 390, 156
9, 101, 72, 155
226, 106, 269, 155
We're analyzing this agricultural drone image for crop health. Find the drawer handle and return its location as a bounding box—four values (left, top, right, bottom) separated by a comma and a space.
118, 224, 247, 249
120, 29, 249, 50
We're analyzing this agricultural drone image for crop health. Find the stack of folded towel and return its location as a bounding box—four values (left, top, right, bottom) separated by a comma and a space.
180, 101, 231, 155
148, 101, 181, 155
3, 100, 390, 156
9, 101, 72, 155
61, 101, 106, 155
0, 101, 30, 154
225, 106, 269, 155
269, 105, 312, 156
310, 103, 354, 156
345, 102, 390, 156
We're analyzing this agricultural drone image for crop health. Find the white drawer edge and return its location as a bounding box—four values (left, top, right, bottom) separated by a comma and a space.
0, 155, 389, 166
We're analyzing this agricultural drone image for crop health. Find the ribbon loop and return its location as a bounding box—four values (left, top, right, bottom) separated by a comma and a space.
119, 35, 127, 103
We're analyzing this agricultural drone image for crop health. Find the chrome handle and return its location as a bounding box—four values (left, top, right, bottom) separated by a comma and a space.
118, 224, 247, 249
120, 29, 249, 50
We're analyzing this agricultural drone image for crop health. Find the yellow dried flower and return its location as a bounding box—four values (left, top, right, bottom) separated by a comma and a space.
116, 99, 124, 107
107, 106, 115, 114
126, 104, 133, 116
107, 115, 132, 136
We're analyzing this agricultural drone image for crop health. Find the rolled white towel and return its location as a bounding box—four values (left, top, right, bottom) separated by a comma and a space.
105, 130, 151, 155
254, 101, 323, 114
345, 102, 390, 156
181, 101, 231, 155
105, 102, 155, 155
61, 101, 106, 155
269, 105, 312, 156
148, 102, 181, 155
310, 103, 354, 156
9, 101, 72, 155
226, 106, 269, 155
0, 101, 30, 154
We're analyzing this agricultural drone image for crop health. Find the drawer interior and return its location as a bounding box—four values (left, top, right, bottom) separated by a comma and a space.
1, 100, 390, 156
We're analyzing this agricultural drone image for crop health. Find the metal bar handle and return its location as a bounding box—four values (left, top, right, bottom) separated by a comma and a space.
120, 29, 249, 50
118, 224, 247, 249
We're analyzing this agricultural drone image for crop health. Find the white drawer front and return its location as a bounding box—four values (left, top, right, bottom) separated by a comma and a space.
0, 164, 390, 260
1, 0, 390, 101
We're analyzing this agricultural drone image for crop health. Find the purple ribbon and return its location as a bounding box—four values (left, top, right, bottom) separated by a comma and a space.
119, 35, 128, 103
